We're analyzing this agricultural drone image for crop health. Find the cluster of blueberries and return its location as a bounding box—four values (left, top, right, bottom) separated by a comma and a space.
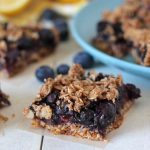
36, 51, 94, 82
39, 9, 69, 42
36, 9, 95, 82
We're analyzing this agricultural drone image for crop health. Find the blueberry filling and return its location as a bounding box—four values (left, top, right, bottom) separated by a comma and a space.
97, 21, 110, 33
112, 22, 123, 35
125, 84, 141, 99
17, 37, 34, 50
39, 29, 56, 48
95, 20, 133, 56
5, 49, 20, 73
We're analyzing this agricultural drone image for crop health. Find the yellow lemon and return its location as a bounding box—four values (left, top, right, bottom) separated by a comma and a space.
0, 0, 32, 15
56, 0, 79, 4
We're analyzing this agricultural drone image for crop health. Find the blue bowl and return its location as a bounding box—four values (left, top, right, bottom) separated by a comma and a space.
70, 0, 150, 78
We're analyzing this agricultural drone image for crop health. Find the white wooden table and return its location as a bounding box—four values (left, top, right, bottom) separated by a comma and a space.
0, 40, 150, 150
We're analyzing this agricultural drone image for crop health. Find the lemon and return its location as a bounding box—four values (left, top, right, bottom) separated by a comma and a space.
56, 0, 79, 4
0, 0, 32, 15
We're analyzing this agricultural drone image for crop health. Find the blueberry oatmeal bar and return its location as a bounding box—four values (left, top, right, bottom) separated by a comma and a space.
93, 0, 150, 66
24, 64, 141, 140
0, 22, 59, 77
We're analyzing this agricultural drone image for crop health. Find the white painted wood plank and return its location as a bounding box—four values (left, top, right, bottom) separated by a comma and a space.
0, 129, 42, 150
42, 136, 94, 150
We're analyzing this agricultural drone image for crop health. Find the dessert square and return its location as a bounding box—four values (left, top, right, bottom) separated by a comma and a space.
24, 64, 141, 140
93, 0, 150, 66
0, 22, 59, 77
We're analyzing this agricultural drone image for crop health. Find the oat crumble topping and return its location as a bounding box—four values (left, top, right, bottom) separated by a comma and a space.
35, 64, 122, 112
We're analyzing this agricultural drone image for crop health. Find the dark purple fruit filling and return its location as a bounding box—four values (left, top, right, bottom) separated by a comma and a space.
39, 29, 56, 48
97, 21, 123, 37
125, 84, 141, 99
46, 91, 59, 105
112, 22, 123, 35
17, 37, 34, 50
116, 86, 128, 113
96, 101, 116, 133
5, 49, 20, 72
97, 21, 110, 33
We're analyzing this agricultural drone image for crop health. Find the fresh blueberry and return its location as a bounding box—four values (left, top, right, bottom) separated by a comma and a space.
53, 19, 69, 41
39, 9, 62, 21
96, 101, 116, 131
39, 29, 56, 48
73, 52, 94, 69
35, 66, 55, 82
17, 37, 33, 50
57, 64, 70, 75
97, 21, 109, 33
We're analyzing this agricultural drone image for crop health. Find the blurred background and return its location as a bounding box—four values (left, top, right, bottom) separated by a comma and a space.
0, 0, 88, 25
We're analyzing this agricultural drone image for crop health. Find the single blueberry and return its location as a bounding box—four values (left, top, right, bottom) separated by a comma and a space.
17, 37, 33, 50
97, 21, 109, 33
57, 64, 70, 75
39, 29, 56, 47
96, 101, 116, 131
53, 19, 69, 41
39, 9, 62, 21
35, 66, 55, 82
73, 52, 94, 69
